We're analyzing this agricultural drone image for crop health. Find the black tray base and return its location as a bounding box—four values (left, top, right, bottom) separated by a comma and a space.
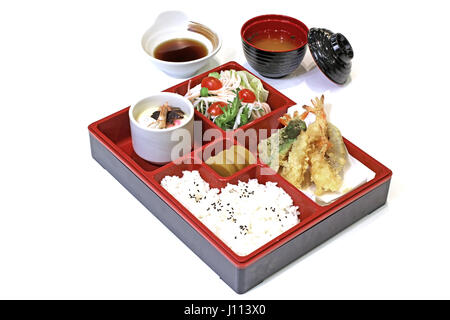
89, 133, 390, 293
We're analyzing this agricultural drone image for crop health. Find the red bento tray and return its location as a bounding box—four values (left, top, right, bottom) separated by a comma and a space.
88, 61, 392, 292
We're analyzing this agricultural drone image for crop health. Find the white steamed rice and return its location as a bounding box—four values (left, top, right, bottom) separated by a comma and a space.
161, 170, 300, 256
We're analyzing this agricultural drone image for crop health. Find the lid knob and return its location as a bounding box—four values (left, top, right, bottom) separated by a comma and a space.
330, 33, 353, 62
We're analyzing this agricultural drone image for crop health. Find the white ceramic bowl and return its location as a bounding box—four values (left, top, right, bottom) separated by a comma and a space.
129, 92, 194, 164
141, 11, 222, 78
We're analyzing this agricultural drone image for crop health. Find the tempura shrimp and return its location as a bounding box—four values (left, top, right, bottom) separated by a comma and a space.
278, 95, 348, 195
302, 95, 346, 195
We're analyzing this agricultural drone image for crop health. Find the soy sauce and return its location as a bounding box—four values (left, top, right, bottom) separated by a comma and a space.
154, 38, 208, 62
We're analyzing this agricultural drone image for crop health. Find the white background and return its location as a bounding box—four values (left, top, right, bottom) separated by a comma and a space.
1, 0, 449, 299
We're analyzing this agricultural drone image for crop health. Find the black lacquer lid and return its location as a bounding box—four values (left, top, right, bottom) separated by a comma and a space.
308, 28, 353, 85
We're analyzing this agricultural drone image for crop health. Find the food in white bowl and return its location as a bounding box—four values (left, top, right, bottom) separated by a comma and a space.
136, 103, 188, 129
161, 170, 300, 256
129, 92, 194, 164
141, 11, 221, 78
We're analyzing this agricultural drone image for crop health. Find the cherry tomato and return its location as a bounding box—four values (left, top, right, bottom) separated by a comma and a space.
201, 77, 222, 90
238, 89, 256, 103
207, 101, 228, 117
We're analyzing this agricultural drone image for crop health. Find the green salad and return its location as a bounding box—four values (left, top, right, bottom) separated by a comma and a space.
184, 70, 271, 130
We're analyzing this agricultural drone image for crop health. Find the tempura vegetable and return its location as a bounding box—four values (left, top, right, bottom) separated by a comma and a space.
257, 117, 307, 172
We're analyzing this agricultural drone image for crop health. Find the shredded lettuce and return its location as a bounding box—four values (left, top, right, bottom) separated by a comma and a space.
240, 106, 250, 126
237, 71, 269, 102
208, 72, 220, 79
214, 89, 242, 130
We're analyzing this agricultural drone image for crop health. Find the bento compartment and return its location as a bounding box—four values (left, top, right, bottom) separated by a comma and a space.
94, 106, 219, 173
96, 108, 131, 145
95, 108, 161, 172
163, 61, 295, 134
154, 159, 321, 260
198, 137, 257, 178
311, 137, 390, 209
233, 105, 384, 209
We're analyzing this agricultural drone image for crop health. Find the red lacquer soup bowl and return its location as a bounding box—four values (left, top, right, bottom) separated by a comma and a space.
241, 14, 309, 78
